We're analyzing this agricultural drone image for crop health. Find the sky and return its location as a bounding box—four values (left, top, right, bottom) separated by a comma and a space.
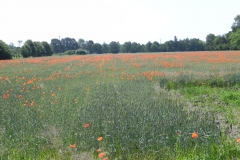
1, 0, 240, 46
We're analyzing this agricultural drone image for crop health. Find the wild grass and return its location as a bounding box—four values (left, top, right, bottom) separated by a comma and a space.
0, 51, 240, 159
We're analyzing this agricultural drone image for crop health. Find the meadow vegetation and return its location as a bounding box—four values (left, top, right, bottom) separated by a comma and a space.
0, 51, 240, 159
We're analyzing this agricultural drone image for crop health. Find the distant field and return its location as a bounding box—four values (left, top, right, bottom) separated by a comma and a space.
1, 51, 240, 159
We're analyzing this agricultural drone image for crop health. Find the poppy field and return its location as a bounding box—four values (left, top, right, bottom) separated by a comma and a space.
1, 51, 240, 159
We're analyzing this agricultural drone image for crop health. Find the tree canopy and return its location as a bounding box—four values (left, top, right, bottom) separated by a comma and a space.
0, 40, 12, 60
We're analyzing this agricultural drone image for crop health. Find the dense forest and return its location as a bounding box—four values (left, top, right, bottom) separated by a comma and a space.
1, 15, 240, 60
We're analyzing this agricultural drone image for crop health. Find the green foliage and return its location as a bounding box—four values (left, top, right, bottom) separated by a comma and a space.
0, 40, 12, 60
231, 15, 240, 32
221, 91, 240, 106
61, 37, 78, 52
109, 41, 120, 53
21, 40, 53, 58
51, 38, 63, 53
25, 40, 37, 57
41, 41, 54, 56
34, 42, 46, 57
20, 45, 30, 58
91, 43, 102, 54
63, 50, 76, 55
102, 42, 110, 53
230, 28, 240, 50
75, 49, 89, 55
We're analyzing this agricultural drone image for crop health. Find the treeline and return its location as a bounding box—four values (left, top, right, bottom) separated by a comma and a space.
49, 15, 240, 54
1, 15, 240, 60
20, 40, 54, 58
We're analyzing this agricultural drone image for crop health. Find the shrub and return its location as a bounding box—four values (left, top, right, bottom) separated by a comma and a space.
64, 50, 76, 55
75, 49, 89, 55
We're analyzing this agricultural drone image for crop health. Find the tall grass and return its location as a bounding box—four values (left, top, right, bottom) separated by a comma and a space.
0, 52, 240, 159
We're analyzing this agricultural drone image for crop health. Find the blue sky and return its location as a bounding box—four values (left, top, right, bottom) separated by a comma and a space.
0, 0, 239, 46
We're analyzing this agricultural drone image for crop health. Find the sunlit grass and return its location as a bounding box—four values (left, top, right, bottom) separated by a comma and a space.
0, 51, 240, 159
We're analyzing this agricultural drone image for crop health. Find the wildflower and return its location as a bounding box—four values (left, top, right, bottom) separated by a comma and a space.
98, 137, 103, 141
30, 101, 35, 107
18, 95, 22, 99
96, 149, 101, 153
70, 144, 76, 148
236, 138, 240, 143
192, 132, 198, 139
52, 93, 55, 97
98, 152, 106, 159
42, 91, 46, 95
103, 157, 109, 160
84, 123, 90, 128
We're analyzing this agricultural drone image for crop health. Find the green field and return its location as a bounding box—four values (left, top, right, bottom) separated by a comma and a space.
1, 51, 240, 159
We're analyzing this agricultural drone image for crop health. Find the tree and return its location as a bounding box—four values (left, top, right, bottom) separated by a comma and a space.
150, 43, 159, 52
145, 41, 152, 52
109, 41, 120, 53
188, 38, 205, 51
61, 37, 78, 52
51, 38, 63, 53
121, 41, 132, 53
138, 44, 146, 52
0, 40, 12, 60
78, 38, 85, 48
21, 44, 31, 58
92, 43, 102, 54
102, 42, 109, 53
229, 28, 240, 50
24, 40, 37, 57
165, 40, 175, 52
41, 41, 54, 56
174, 36, 178, 51
34, 42, 46, 57
131, 42, 138, 53
232, 15, 240, 32
84, 40, 94, 53
206, 34, 215, 51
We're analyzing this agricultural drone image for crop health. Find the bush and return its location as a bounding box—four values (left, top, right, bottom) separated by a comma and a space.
75, 49, 89, 55
0, 40, 12, 60
64, 50, 76, 55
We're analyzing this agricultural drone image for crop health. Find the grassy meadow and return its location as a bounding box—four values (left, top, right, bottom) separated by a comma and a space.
1, 51, 240, 159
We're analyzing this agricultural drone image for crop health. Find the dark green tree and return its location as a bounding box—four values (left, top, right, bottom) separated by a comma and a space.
131, 42, 138, 53
109, 41, 120, 53
165, 40, 175, 52
61, 37, 78, 52
102, 42, 109, 53
34, 42, 46, 56
84, 40, 94, 53
24, 40, 37, 57
92, 43, 102, 54
150, 43, 159, 52
145, 41, 152, 52
0, 40, 12, 60
20, 44, 31, 58
51, 39, 63, 53
231, 15, 240, 32
206, 34, 215, 50
78, 38, 85, 48
121, 41, 132, 53
174, 36, 178, 51
41, 41, 54, 56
